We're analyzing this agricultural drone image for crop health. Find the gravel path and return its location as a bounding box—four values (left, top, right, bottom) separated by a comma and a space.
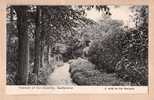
47, 63, 76, 85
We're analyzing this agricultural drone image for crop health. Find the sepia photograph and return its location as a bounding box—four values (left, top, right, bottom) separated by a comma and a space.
6, 5, 148, 86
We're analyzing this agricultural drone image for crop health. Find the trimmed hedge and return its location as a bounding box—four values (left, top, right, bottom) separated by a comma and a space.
69, 58, 130, 86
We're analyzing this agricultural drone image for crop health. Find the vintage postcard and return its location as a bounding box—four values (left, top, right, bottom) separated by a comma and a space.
0, 0, 154, 100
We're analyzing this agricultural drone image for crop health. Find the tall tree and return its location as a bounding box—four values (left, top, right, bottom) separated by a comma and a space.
33, 6, 42, 84
14, 6, 29, 85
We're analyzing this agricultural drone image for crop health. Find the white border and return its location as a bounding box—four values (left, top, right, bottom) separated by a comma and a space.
6, 86, 148, 94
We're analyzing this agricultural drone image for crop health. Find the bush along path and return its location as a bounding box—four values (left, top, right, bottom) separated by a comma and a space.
69, 58, 131, 86
47, 63, 77, 85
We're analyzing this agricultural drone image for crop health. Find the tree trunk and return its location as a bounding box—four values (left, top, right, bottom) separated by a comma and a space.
40, 41, 45, 67
14, 6, 29, 85
47, 45, 50, 65
33, 6, 42, 84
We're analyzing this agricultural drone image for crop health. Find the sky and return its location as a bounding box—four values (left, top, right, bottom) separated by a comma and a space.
85, 6, 134, 27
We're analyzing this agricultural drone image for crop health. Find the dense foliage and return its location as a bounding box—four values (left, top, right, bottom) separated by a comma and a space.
115, 6, 148, 85
69, 58, 130, 85
6, 5, 148, 86
81, 6, 148, 85
85, 19, 125, 73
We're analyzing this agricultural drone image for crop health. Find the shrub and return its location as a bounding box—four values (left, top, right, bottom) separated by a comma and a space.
115, 58, 148, 85
38, 64, 54, 85
28, 64, 54, 85
115, 29, 148, 86
69, 58, 130, 86
69, 57, 95, 74
71, 68, 130, 86
88, 30, 126, 73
